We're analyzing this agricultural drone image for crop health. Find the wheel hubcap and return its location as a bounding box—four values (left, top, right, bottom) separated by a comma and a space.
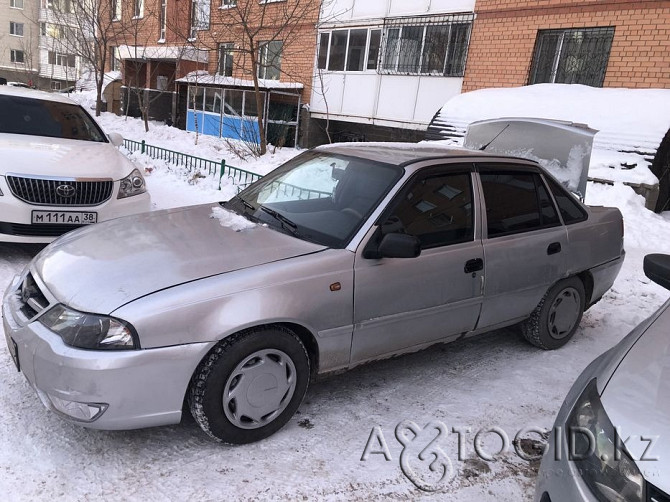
223, 349, 297, 430
547, 287, 581, 340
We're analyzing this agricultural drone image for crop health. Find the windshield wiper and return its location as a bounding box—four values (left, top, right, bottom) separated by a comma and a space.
259, 205, 301, 236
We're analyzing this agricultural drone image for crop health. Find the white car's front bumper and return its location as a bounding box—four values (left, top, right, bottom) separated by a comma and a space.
0, 176, 151, 243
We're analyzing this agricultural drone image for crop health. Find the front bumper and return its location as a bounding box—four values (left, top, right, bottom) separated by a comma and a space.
0, 176, 151, 243
2, 274, 214, 430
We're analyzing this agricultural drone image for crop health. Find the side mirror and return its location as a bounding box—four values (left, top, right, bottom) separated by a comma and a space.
644, 254, 670, 291
378, 233, 421, 259
108, 132, 124, 147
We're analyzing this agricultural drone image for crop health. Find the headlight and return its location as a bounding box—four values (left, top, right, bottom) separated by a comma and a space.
117, 168, 146, 199
567, 379, 644, 502
39, 305, 139, 350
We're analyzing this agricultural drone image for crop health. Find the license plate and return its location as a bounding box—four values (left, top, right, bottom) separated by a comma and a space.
31, 211, 97, 225
5, 332, 19, 372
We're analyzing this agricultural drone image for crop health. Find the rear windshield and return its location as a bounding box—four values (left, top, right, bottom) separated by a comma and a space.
0, 94, 107, 142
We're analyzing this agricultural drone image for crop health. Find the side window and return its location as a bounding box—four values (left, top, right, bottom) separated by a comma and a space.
383, 172, 474, 249
480, 170, 560, 238
546, 176, 588, 224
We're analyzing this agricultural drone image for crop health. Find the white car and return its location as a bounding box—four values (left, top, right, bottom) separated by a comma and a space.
0, 86, 150, 243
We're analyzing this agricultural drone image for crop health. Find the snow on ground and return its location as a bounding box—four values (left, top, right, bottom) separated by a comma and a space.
1, 100, 670, 501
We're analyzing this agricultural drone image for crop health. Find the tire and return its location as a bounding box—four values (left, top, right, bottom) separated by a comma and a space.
188, 326, 310, 444
521, 277, 586, 350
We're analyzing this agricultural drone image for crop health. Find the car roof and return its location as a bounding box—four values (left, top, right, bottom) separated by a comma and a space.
0, 85, 79, 105
314, 141, 536, 167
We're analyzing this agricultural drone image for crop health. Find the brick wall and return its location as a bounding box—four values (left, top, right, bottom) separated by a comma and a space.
463, 0, 670, 91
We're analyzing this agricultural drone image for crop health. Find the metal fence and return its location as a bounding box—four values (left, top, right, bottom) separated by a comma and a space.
123, 139, 262, 189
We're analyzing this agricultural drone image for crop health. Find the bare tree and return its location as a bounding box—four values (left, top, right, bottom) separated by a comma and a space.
47, 0, 125, 115
170, 0, 320, 155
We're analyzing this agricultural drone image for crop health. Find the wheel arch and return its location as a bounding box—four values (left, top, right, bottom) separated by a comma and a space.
576, 270, 594, 307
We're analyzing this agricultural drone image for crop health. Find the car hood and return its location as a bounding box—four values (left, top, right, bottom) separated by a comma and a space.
0, 134, 136, 179
600, 302, 670, 494
33, 203, 327, 313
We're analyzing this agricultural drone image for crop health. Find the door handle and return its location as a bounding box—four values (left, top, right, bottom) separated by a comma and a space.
547, 242, 562, 255
464, 258, 484, 274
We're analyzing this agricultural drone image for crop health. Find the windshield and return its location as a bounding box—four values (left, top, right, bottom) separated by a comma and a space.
0, 94, 107, 142
226, 150, 403, 248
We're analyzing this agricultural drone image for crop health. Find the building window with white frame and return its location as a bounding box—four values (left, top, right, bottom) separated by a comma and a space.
133, 0, 143, 18
10, 22, 24, 37
159, 0, 167, 40
218, 43, 234, 76
258, 40, 282, 80
316, 28, 388, 73
51, 81, 61, 90
110, 46, 121, 71
48, 51, 76, 67
10, 0, 24, 9
11, 49, 25, 63
190, 0, 210, 39
221, 0, 236, 7
111, 0, 121, 20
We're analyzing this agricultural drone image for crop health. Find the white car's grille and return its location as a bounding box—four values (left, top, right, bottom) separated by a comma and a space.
6, 175, 113, 206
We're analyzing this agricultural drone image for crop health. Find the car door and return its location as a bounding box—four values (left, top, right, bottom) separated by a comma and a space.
475, 164, 569, 329
350, 165, 484, 364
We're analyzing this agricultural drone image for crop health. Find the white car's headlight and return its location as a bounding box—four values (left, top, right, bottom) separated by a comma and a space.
117, 168, 146, 199
567, 379, 643, 502
39, 305, 139, 350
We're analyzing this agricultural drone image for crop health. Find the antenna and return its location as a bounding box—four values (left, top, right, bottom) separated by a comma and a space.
479, 124, 510, 151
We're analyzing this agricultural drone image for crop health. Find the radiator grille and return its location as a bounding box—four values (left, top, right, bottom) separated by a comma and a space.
6, 175, 113, 206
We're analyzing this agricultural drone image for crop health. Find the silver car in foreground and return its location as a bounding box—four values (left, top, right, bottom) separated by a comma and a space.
534, 254, 670, 502
3, 143, 625, 443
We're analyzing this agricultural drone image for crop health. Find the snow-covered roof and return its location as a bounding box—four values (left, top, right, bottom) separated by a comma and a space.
117, 45, 209, 63
428, 84, 670, 186
176, 72, 303, 91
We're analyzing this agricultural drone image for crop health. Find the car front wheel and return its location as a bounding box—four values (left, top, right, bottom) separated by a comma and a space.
189, 326, 310, 444
521, 277, 586, 350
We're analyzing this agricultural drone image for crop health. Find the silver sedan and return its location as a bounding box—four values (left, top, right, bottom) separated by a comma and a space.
3, 143, 625, 443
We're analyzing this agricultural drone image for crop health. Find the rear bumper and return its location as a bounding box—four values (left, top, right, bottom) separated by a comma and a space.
588, 251, 625, 306
2, 276, 213, 430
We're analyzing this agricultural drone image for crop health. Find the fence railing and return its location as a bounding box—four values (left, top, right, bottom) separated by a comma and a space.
123, 139, 262, 189
122, 139, 332, 200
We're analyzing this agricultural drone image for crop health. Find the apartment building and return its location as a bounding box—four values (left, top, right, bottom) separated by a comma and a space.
0, 0, 39, 85
463, 0, 670, 91
107, 0, 319, 148
306, 0, 476, 145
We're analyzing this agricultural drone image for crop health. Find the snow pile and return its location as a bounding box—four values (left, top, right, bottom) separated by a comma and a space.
210, 206, 256, 231
431, 84, 670, 186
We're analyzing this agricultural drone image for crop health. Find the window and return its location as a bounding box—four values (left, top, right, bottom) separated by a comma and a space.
110, 46, 121, 71
133, 0, 143, 18
48, 51, 76, 67
10, 49, 24, 64
258, 40, 282, 80
217, 43, 234, 76
190, 0, 210, 38
51, 81, 61, 90
380, 14, 472, 76
112, 0, 121, 20
480, 170, 560, 238
545, 177, 587, 224
384, 172, 474, 249
40, 22, 46, 36
10, 22, 24, 37
10, 0, 24, 8
221, 0, 236, 6
317, 28, 382, 72
159, 0, 167, 39
529, 27, 615, 87
47, 0, 71, 13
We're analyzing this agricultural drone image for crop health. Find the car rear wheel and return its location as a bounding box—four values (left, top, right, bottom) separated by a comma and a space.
188, 326, 310, 444
521, 277, 585, 350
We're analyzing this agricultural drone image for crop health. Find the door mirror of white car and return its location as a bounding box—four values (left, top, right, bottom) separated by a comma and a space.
108, 132, 124, 147
378, 233, 421, 259
644, 253, 670, 291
